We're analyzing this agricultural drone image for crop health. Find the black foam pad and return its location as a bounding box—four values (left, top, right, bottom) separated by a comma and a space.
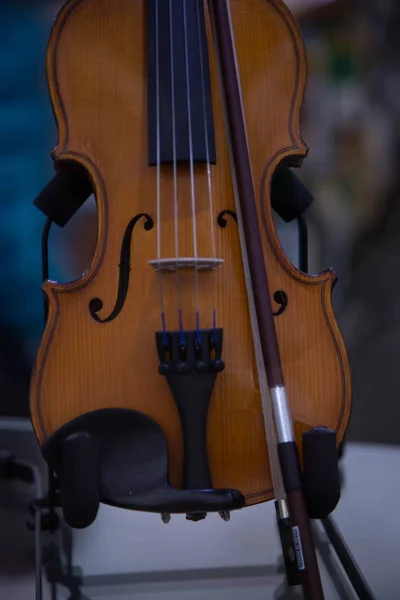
34, 171, 93, 227
271, 167, 314, 223
59, 432, 100, 529
302, 426, 341, 520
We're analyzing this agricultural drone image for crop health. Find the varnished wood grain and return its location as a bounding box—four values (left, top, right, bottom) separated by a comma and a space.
30, 0, 352, 506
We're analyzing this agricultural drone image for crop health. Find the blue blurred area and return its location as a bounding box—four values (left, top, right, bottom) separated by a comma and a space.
0, 3, 63, 362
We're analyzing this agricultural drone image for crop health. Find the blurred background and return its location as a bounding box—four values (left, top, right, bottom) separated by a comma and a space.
1, 0, 400, 598
0, 0, 96, 417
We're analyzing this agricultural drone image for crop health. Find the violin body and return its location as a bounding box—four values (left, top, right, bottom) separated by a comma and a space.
30, 0, 351, 509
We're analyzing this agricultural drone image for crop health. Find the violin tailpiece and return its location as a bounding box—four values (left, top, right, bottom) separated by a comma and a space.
156, 329, 224, 494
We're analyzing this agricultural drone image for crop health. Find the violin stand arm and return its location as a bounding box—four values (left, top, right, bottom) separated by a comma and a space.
297, 428, 376, 598
272, 178, 374, 598
0, 449, 59, 600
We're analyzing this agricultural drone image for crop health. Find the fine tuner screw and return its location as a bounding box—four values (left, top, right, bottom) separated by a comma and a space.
219, 511, 231, 522
161, 512, 171, 524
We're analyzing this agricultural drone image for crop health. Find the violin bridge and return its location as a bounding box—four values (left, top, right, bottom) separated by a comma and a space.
148, 257, 224, 271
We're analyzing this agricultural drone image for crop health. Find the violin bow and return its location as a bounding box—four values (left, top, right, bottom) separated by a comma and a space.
210, 1, 324, 598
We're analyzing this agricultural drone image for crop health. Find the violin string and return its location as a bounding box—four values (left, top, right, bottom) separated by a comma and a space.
169, 0, 184, 339
196, 0, 218, 337
213, 1, 285, 499
155, 0, 167, 341
183, 0, 200, 339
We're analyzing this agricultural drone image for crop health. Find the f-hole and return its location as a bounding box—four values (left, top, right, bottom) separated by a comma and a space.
89, 213, 154, 323
217, 210, 288, 317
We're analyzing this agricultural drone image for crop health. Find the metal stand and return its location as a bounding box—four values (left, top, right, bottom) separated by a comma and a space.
296, 215, 375, 600
319, 517, 376, 600
0, 449, 58, 600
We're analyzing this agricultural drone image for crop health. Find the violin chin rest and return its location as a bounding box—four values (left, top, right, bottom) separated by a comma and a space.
42, 408, 245, 529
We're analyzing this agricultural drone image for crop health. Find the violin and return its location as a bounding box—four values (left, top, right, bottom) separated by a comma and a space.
30, 1, 352, 598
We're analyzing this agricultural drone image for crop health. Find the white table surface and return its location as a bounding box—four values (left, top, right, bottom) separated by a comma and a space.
65, 441, 396, 599
1, 419, 397, 599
